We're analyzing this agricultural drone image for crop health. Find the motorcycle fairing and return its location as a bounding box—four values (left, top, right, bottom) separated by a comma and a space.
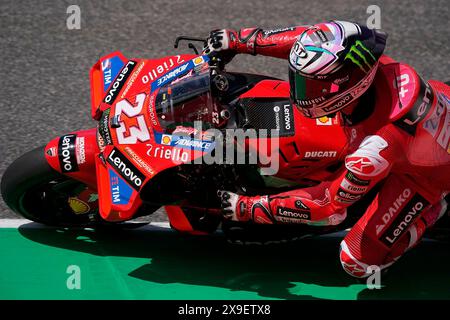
44, 128, 99, 189
90, 51, 128, 120
95, 149, 143, 221
238, 79, 349, 183
150, 55, 209, 93
47, 51, 350, 223
95, 54, 217, 221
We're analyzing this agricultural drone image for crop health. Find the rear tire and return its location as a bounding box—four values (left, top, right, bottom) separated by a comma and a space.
1, 146, 98, 226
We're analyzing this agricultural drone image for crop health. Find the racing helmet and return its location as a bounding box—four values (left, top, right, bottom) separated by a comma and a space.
289, 21, 387, 118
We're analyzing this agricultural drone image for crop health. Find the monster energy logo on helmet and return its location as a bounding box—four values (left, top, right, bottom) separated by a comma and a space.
344, 40, 377, 73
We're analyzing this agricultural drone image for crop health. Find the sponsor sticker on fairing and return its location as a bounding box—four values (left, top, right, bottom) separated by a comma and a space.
141, 55, 185, 84
58, 134, 78, 173
75, 136, 86, 165
98, 109, 113, 151
107, 148, 145, 191
174, 138, 215, 152
68, 197, 90, 215
120, 61, 145, 99
192, 56, 205, 66
273, 103, 295, 135
109, 169, 133, 205
160, 134, 172, 145
103, 60, 137, 105
101, 56, 125, 92
150, 56, 210, 93
154, 133, 215, 152
46, 147, 57, 157
151, 62, 190, 93
146, 143, 190, 162
124, 146, 155, 176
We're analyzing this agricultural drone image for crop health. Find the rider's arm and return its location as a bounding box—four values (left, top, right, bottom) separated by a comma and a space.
232, 26, 310, 59
239, 125, 404, 226
204, 26, 309, 60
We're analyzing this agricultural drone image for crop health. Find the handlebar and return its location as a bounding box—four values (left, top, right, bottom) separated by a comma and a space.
174, 36, 206, 53
173, 35, 225, 71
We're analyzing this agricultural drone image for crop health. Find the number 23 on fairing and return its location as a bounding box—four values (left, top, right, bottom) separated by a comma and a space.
113, 93, 151, 144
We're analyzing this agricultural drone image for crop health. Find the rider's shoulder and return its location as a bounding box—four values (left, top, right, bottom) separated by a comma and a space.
376, 55, 433, 134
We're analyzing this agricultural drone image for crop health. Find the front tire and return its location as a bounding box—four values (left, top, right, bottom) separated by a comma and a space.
1, 146, 98, 226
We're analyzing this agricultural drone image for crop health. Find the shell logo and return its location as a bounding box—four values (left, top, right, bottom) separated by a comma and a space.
316, 116, 332, 126
193, 56, 204, 66
68, 197, 90, 215
161, 134, 172, 145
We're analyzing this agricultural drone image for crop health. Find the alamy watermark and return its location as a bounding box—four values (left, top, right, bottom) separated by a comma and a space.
366, 5, 381, 30
66, 5, 81, 30
366, 265, 382, 289
146, 121, 281, 176
66, 265, 81, 290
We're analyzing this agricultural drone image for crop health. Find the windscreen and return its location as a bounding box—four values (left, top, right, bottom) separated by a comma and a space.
155, 67, 218, 130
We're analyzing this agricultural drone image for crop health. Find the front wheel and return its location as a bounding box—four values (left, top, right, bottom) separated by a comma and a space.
1, 146, 99, 226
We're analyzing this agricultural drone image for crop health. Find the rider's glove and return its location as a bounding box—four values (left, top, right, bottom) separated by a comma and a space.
203, 29, 239, 65
218, 190, 242, 221
218, 190, 274, 224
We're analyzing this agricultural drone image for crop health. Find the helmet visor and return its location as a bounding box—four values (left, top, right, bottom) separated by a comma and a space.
289, 66, 338, 108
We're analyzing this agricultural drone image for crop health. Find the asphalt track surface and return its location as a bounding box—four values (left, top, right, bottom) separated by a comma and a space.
0, 0, 449, 300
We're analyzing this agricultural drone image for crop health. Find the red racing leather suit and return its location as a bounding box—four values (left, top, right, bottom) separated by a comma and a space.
228, 26, 450, 277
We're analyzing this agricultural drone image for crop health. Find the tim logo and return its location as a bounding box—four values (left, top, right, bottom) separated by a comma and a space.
109, 169, 133, 206
110, 174, 121, 204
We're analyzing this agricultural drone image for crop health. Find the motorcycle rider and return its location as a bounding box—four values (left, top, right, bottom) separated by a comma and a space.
204, 21, 450, 277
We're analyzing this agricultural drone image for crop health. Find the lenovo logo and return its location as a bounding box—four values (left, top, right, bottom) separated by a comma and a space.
277, 206, 311, 220
380, 193, 430, 247
58, 134, 78, 173
107, 148, 145, 191
104, 60, 137, 105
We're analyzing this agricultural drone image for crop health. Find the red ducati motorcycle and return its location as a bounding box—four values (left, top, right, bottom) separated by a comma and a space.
2, 37, 448, 243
